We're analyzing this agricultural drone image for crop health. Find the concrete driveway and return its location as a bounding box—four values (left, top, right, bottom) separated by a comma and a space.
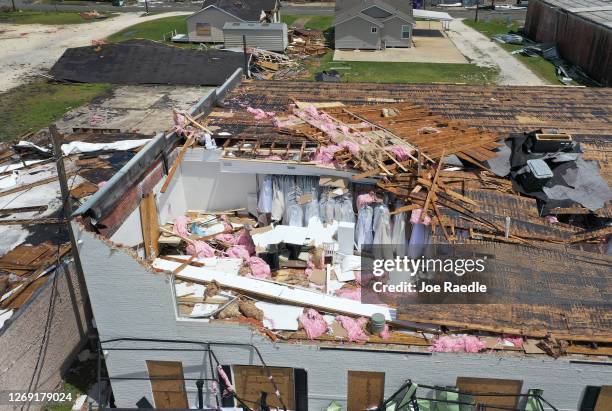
445, 18, 546, 85
333, 21, 467, 64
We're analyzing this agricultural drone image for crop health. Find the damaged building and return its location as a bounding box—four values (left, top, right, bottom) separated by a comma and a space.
66, 78, 612, 411
0, 84, 212, 406
524, 0, 612, 86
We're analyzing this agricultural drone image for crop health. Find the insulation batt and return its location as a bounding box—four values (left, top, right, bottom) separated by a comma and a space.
299, 309, 328, 340
357, 192, 377, 209
429, 335, 486, 353
247, 256, 271, 279
389, 146, 414, 161
236, 230, 256, 255
215, 233, 238, 245
226, 245, 250, 260
247, 106, 275, 120
410, 208, 432, 226
335, 287, 361, 301
173, 215, 190, 237
336, 316, 369, 342
186, 241, 215, 258
313, 145, 343, 165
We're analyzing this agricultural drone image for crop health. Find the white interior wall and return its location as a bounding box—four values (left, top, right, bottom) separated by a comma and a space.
178, 149, 256, 213
110, 206, 144, 247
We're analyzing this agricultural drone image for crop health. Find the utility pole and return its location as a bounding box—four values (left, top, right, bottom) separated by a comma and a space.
49, 125, 93, 328
474, 0, 480, 22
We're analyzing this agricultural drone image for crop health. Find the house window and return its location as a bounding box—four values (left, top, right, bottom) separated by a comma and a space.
371, 27, 378, 33
401, 25, 411, 39
196, 22, 211, 36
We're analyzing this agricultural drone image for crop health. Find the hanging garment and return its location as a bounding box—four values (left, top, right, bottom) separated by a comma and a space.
287, 203, 304, 227
304, 194, 321, 225
408, 223, 429, 259
271, 175, 284, 222
258, 175, 273, 214
355, 205, 374, 250
373, 204, 391, 245
339, 196, 355, 223
391, 205, 407, 256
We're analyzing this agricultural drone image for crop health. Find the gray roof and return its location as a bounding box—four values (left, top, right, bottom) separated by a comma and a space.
334, 0, 414, 27
537, 0, 612, 28
199, 0, 278, 21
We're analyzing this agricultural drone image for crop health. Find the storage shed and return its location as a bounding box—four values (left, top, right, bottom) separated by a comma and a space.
524, 0, 612, 86
223, 22, 288, 52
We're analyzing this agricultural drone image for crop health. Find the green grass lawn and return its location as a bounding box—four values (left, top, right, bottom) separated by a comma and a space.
308, 52, 498, 84
463, 19, 559, 84
281, 14, 334, 31
0, 82, 112, 141
280, 14, 300, 27
0, 10, 115, 25
106, 15, 187, 43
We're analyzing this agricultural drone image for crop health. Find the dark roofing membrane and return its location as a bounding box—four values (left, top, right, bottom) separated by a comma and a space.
201, 0, 277, 21
51, 40, 247, 86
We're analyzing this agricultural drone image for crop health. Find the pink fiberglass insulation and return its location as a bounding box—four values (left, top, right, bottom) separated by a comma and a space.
389, 146, 414, 161
336, 316, 368, 342
299, 309, 328, 340
217, 365, 234, 393
173, 215, 190, 237
313, 145, 342, 165
215, 233, 238, 245
429, 335, 486, 353
304, 105, 320, 118
237, 230, 256, 255
186, 241, 215, 258
247, 256, 271, 279
545, 215, 559, 224
247, 106, 275, 120
503, 337, 523, 348
266, 155, 283, 161
340, 140, 360, 154
357, 192, 378, 209
227, 245, 250, 260
380, 324, 390, 340
220, 215, 233, 232
410, 208, 432, 226
335, 287, 361, 301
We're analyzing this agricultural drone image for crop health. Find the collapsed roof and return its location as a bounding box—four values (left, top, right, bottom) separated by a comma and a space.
78, 80, 612, 355
50, 40, 247, 86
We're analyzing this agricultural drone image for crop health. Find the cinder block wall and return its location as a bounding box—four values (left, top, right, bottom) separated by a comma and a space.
0, 262, 90, 411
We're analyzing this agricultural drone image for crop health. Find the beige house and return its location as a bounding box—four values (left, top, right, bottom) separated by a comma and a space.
333, 0, 415, 49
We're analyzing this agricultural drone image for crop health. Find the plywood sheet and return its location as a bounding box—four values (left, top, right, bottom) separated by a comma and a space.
146, 360, 189, 409
456, 377, 522, 409
233, 365, 295, 410
347, 371, 385, 411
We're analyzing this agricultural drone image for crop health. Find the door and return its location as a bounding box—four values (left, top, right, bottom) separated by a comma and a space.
347, 371, 385, 411
146, 360, 189, 409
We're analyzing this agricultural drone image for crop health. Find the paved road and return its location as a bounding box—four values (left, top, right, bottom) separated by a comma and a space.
2, 0, 526, 20
446, 18, 544, 85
